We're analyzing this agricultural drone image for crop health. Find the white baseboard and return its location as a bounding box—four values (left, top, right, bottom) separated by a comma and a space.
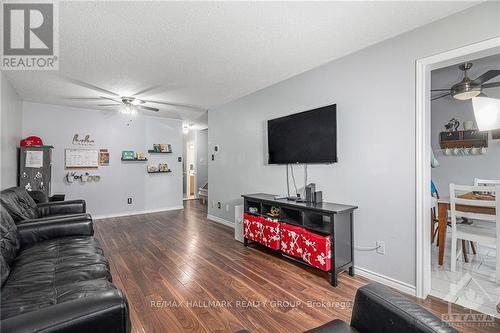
94, 206, 184, 220
355, 266, 416, 296
207, 214, 235, 228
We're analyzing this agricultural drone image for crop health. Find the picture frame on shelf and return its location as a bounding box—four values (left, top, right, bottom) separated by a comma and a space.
121, 151, 135, 160
147, 165, 159, 172
149, 144, 172, 153
136, 152, 146, 160
159, 163, 170, 172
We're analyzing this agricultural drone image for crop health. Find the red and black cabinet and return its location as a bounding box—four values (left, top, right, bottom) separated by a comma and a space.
242, 193, 357, 287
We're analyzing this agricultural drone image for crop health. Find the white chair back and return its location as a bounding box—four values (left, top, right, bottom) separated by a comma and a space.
474, 178, 500, 186
449, 184, 500, 281
449, 184, 498, 228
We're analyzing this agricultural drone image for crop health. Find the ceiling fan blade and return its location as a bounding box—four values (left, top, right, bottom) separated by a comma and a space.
431, 92, 451, 101
482, 81, 500, 89
97, 104, 121, 106
142, 99, 205, 111
431, 89, 451, 92
472, 70, 500, 85
64, 77, 121, 97
137, 105, 159, 112
133, 85, 162, 97
100, 96, 122, 103
65, 97, 107, 100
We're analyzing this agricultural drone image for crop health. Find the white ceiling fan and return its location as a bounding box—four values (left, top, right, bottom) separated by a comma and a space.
99, 96, 161, 114
64, 78, 206, 114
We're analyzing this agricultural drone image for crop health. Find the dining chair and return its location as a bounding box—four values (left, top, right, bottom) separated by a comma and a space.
431, 188, 439, 244
449, 184, 499, 283
470, 178, 499, 252
474, 178, 500, 186
431, 186, 472, 262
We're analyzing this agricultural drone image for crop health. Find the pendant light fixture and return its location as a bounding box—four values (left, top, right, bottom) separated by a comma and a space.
472, 93, 500, 131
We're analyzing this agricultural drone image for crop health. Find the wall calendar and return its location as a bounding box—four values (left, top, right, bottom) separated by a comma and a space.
65, 149, 99, 168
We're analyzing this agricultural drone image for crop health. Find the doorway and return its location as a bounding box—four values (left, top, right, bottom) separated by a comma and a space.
415, 37, 500, 306
183, 129, 196, 200
182, 128, 208, 202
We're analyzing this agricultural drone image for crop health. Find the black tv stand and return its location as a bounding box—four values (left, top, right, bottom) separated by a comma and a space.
242, 193, 357, 287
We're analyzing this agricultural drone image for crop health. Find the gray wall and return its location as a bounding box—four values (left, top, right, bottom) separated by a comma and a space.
208, 2, 500, 288
0, 73, 23, 190
196, 129, 208, 191
431, 55, 500, 197
23, 102, 184, 217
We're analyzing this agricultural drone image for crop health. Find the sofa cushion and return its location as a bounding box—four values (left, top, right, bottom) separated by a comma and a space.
1, 236, 112, 320
0, 187, 38, 222
0, 206, 19, 286
4, 236, 111, 290
1, 279, 119, 320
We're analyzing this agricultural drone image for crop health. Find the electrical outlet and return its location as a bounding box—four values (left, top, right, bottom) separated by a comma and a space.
376, 241, 385, 255
127, 198, 132, 205
211, 154, 215, 161
225, 204, 229, 212
217, 202, 221, 209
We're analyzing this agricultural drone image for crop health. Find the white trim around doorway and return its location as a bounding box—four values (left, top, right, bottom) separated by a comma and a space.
415, 37, 500, 299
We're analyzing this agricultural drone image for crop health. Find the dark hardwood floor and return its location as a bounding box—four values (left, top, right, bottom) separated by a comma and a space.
94, 200, 499, 333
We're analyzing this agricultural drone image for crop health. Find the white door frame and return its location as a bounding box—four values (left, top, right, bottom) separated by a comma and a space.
415, 37, 500, 299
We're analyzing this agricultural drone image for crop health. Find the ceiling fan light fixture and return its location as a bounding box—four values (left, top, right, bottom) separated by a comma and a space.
472, 95, 500, 131
453, 88, 481, 100
121, 103, 137, 115
433, 62, 500, 102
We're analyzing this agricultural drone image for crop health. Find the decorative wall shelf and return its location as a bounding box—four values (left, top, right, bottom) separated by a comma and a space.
121, 158, 148, 162
148, 150, 172, 154
439, 130, 488, 149
147, 170, 172, 174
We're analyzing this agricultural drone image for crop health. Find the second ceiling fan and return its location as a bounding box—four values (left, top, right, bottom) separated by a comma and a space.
431, 62, 500, 101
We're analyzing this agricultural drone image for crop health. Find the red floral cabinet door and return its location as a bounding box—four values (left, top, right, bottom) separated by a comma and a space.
302, 229, 331, 271
280, 224, 303, 258
243, 213, 262, 242
261, 218, 281, 250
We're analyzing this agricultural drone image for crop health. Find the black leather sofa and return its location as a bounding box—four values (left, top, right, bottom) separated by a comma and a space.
0, 205, 130, 333
305, 283, 459, 333
0, 187, 86, 223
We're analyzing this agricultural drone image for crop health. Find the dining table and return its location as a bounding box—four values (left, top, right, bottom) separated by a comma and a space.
437, 191, 496, 266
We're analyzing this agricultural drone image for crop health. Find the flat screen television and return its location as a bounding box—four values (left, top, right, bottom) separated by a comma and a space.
267, 104, 337, 164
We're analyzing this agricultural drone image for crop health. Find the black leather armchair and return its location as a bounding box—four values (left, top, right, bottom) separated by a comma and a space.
0, 187, 86, 223
305, 283, 459, 333
1, 205, 130, 333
